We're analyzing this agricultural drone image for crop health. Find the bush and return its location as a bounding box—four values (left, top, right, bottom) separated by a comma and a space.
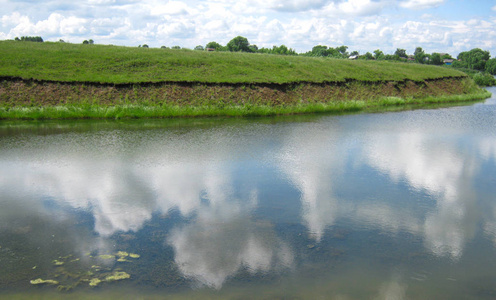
472, 72, 496, 87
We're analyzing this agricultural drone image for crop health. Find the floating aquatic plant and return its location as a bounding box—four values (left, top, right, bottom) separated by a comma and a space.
104, 271, 130, 282
30, 278, 59, 285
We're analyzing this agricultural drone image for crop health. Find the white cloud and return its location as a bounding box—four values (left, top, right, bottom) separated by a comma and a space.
267, 0, 330, 12
400, 0, 446, 10
337, 0, 385, 16
149, 1, 191, 16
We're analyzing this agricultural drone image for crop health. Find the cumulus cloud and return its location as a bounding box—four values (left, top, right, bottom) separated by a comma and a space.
267, 0, 330, 12
399, 0, 446, 10
149, 1, 191, 16
0, 0, 495, 54
336, 0, 386, 16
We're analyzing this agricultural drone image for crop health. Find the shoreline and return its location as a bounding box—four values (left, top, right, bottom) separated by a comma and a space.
0, 77, 491, 120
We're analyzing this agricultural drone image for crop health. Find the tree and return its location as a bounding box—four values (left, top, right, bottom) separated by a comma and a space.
429, 53, 443, 65
171, 46, 181, 49
359, 52, 374, 60
205, 41, 223, 50
414, 47, 426, 64
142, 44, 149, 48
88, 39, 94, 44
457, 48, 490, 71
227, 36, 251, 52
82, 40, 89, 44
373, 49, 384, 60
486, 58, 496, 75
394, 48, 407, 58
312, 45, 329, 57
17, 36, 43, 42
336, 45, 349, 57
194, 45, 204, 51
350, 50, 359, 56
441, 53, 452, 60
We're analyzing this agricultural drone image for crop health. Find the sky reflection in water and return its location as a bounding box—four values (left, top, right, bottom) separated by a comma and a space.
1, 92, 496, 297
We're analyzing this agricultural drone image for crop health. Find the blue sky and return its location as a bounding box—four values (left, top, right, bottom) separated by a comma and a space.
1, 0, 495, 56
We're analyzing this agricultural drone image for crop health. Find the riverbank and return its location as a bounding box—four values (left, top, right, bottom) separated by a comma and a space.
0, 76, 490, 120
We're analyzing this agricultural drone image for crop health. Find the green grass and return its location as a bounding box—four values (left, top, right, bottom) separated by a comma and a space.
0, 41, 467, 84
1, 89, 490, 120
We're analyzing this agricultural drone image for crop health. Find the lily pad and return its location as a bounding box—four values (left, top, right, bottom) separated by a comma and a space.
30, 278, 59, 285
104, 271, 130, 282
89, 278, 102, 287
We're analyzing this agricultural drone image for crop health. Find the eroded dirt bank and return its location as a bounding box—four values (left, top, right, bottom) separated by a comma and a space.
0, 76, 475, 107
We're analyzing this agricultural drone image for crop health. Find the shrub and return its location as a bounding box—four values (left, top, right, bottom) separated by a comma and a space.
472, 72, 496, 87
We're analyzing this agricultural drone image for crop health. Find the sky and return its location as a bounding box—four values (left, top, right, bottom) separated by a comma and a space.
1, 0, 496, 56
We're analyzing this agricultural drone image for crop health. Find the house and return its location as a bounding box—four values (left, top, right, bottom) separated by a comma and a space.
443, 59, 454, 65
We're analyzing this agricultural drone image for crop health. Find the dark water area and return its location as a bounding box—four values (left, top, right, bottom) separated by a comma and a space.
1, 89, 496, 299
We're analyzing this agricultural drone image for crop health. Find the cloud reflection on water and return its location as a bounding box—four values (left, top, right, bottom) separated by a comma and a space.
0, 110, 495, 289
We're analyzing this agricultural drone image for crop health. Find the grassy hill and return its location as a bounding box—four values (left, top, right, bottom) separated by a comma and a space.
0, 41, 467, 84
0, 40, 490, 120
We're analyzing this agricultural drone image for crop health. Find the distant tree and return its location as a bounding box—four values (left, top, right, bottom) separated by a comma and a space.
373, 49, 384, 60
142, 44, 149, 48
359, 52, 374, 60
274, 45, 288, 55
310, 45, 330, 57
205, 41, 223, 50
485, 58, 496, 75
83, 40, 89, 44
336, 45, 349, 57
248, 44, 258, 52
194, 45, 204, 51
429, 53, 443, 65
171, 46, 181, 49
59, 39, 65, 43
394, 48, 407, 58
414, 47, 426, 64
161, 46, 168, 49
384, 54, 403, 61
88, 39, 94, 44
227, 36, 251, 52
457, 48, 490, 71
441, 54, 452, 60
17, 36, 43, 42
350, 50, 359, 56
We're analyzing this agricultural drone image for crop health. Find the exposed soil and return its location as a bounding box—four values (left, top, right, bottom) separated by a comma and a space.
0, 76, 473, 107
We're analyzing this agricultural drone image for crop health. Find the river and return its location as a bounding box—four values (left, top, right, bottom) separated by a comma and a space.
0, 88, 495, 299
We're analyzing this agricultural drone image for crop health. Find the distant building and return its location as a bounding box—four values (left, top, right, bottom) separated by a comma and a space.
348, 55, 359, 60
206, 48, 215, 51
443, 59, 454, 65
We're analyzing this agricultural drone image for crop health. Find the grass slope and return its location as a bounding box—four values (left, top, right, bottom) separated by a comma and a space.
0, 41, 467, 84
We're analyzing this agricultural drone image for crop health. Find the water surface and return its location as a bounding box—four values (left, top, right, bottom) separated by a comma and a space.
1, 90, 496, 299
